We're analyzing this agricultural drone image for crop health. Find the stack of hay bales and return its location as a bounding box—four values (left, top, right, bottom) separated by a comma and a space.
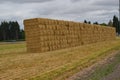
24, 18, 116, 53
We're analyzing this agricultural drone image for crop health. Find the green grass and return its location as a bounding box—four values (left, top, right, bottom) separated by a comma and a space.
0, 42, 26, 55
0, 44, 25, 50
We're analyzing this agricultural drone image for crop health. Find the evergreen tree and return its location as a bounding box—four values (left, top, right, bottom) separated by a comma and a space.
14, 21, 20, 40
88, 21, 91, 24
113, 15, 119, 33
84, 20, 87, 23
0, 21, 9, 40
19, 29, 25, 40
108, 20, 113, 27
0, 25, 2, 41
0, 21, 24, 41
93, 22, 99, 25
10, 21, 20, 40
119, 21, 120, 34
100, 23, 107, 26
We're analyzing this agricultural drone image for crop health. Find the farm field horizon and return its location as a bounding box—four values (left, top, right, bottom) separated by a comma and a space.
0, 38, 120, 80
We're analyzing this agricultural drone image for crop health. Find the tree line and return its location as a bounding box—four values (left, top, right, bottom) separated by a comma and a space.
0, 15, 119, 41
84, 15, 120, 34
0, 21, 25, 41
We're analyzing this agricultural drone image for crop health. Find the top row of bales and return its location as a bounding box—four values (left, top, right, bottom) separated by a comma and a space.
24, 18, 82, 27
23, 18, 89, 26
24, 18, 115, 31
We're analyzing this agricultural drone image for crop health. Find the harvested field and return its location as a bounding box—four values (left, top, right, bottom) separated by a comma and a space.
0, 38, 120, 80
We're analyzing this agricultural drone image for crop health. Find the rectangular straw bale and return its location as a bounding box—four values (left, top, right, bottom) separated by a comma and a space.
52, 25, 56, 30
53, 20, 57, 25
47, 19, 53, 25
56, 25, 60, 30
61, 20, 65, 25
57, 20, 61, 25
37, 18, 47, 25
64, 21, 69, 26
24, 19, 38, 26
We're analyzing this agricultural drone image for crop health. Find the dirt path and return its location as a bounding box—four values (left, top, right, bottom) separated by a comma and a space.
67, 50, 120, 80
102, 63, 120, 80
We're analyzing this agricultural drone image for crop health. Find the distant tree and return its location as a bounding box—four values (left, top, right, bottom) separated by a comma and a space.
88, 21, 91, 24
113, 15, 119, 33
100, 23, 107, 26
0, 21, 9, 40
9, 21, 13, 40
108, 20, 113, 27
0, 21, 24, 41
9, 21, 20, 40
119, 21, 120, 34
19, 29, 25, 40
9, 22, 15, 40
0, 25, 2, 41
93, 22, 99, 25
14, 21, 20, 40
84, 20, 87, 23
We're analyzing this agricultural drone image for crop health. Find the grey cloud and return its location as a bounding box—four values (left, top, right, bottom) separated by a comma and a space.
93, 0, 118, 6
0, 0, 118, 29
0, 0, 54, 3
70, 0, 82, 2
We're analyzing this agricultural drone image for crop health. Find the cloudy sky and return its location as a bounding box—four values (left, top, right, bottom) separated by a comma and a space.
0, 0, 119, 29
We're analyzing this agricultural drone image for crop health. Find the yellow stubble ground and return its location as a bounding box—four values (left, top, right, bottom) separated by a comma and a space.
0, 38, 120, 80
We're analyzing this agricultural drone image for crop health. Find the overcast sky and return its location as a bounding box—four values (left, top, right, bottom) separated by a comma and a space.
0, 0, 119, 29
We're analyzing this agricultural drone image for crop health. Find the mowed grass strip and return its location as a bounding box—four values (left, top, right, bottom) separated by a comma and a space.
0, 39, 120, 80
0, 42, 26, 55
89, 53, 120, 80
76, 51, 120, 80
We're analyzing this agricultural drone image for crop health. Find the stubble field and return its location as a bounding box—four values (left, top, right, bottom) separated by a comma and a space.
0, 38, 120, 80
